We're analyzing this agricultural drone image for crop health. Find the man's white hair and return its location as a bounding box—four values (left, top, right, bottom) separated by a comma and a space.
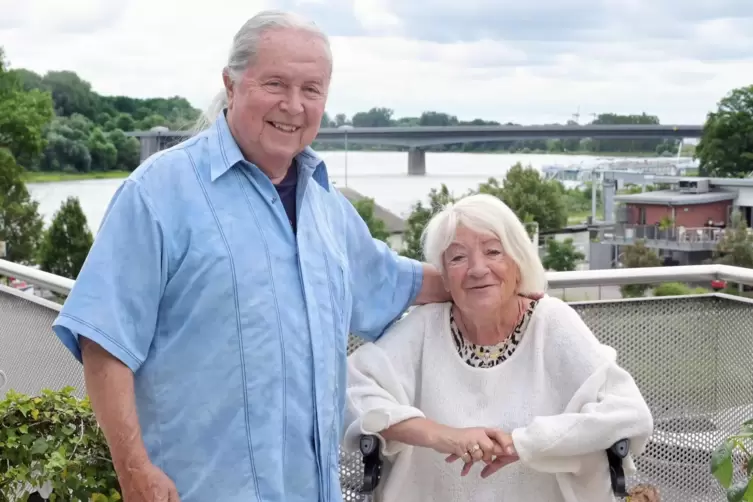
421, 193, 548, 295
194, 10, 332, 132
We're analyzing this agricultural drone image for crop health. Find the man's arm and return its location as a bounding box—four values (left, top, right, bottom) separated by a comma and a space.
51, 177, 179, 499
337, 193, 429, 341
81, 337, 150, 475
413, 263, 451, 305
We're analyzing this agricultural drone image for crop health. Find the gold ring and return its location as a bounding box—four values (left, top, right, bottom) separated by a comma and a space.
470, 444, 481, 453
461, 452, 471, 462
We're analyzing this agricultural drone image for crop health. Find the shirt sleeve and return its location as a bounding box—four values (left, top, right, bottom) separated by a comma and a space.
510, 299, 654, 474
338, 192, 423, 342
52, 178, 168, 373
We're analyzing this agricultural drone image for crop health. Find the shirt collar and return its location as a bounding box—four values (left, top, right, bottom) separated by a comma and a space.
208, 109, 330, 191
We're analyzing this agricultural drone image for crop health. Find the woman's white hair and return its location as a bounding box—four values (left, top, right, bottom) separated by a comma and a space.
421, 193, 548, 295
193, 10, 332, 132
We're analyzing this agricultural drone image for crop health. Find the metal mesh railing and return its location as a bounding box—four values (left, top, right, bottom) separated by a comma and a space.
340, 295, 753, 502
0, 285, 85, 399
2, 287, 753, 502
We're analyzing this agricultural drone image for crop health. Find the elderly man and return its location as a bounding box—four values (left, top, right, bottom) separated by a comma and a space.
52, 10, 449, 502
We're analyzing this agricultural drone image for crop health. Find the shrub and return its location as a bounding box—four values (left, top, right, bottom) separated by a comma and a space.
711, 418, 753, 500
0, 387, 121, 501
653, 282, 692, 297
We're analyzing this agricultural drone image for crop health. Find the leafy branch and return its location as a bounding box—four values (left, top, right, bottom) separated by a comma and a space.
711, 418, 753, 502
0, 387, 121, 501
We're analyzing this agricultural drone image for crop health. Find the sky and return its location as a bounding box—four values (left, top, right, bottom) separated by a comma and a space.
1, 0, 752, 125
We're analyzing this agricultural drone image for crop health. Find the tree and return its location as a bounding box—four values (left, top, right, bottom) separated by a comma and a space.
351, 107, 394, 127
38, 196, 93, 279
619, 241, 662, 298
478, 163, 568, 232
542, 238, 585, 271
0, 48, 55, 166
713, 211, 753, 294
696, 85, 753, 177
401, 184, 456, 260
87, 127, 118, 171
0, 148, 44, 263
351, 197, 390, 244
714, 211, 753, 268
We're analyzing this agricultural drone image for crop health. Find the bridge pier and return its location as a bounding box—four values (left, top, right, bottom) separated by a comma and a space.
139, 136, 162, 163
408, 147, 426, 176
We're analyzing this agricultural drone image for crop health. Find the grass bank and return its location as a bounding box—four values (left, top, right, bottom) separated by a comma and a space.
23, 171, 131, 183
568, 211, 592, 225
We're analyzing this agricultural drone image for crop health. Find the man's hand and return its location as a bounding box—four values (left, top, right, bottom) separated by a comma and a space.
444, 428, 519, 478
119, 462, 180, 502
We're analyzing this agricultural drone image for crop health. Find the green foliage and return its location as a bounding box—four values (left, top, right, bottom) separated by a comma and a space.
0, 387, 121, 502
0, 48, 55, 166
477, 163, 568, 232
711, 418, 753, 502
714, 211, 753, 269
400, 163, 569, 261
619, 241, 662, 298
652, 282, 707, 297
401, 184, 456, 260
696, 84, 753, 177
542, 238, 585, 272
351, 197, 390, 243
38, 196, 94, 279
0, 147, 44, 264
563, 184, 600, 216
2, 46, 198, 174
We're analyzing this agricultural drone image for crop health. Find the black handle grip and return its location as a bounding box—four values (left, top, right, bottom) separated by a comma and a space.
360, 435, 383, 494
607, 438, 630, 497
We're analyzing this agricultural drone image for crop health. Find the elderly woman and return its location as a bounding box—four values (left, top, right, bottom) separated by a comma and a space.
343, 194, 654, 502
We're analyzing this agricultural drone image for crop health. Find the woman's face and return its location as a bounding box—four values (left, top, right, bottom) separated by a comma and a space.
442, 225, 520, 312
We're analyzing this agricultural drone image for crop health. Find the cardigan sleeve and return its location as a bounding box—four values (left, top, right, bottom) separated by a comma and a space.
511, 298, 654, 474
343, 305, 433, 457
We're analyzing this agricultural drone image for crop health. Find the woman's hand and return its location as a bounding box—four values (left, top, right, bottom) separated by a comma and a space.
480, 429, 520, 478
429, 426, 503, 476
443, 428, 519, 477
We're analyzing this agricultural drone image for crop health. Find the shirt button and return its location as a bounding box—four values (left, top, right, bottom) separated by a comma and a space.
271, 197, 277, 203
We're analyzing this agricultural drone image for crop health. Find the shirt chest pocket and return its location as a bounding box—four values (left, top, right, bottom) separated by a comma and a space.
318, 224, 351, 336
306, 190, 352, 338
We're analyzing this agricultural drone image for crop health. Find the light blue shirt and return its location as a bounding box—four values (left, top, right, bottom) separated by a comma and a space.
52, 111, 423, 502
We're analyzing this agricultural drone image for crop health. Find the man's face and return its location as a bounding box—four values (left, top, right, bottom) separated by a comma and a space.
225, 28, 330, 177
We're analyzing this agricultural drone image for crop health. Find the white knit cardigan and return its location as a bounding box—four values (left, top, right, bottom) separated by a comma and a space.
343, 296, 654, 502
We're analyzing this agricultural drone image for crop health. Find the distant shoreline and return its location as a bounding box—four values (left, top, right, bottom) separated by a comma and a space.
23, 171, 133, 184
22, 150, 678, 184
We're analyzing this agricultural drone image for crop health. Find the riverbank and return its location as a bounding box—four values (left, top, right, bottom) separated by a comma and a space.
23, 171, 132, 183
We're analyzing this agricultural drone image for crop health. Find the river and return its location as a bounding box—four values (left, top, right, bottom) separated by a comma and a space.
27, 151, 665, 233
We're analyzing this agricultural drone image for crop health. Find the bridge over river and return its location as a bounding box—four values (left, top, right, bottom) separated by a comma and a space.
127, 124, 704, 175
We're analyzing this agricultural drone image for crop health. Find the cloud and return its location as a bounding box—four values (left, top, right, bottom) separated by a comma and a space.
1, 0, 751, 125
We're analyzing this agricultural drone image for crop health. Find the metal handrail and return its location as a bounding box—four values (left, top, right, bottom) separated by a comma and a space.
1, 259, 752, 296
0, 259, 74, 295
547, 264, 753, 288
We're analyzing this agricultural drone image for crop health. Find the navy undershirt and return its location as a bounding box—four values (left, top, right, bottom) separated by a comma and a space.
274, 162, 298, 233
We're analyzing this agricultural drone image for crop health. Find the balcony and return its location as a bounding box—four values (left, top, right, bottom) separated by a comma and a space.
2, 259, 753, 502
600, 224, 726, 252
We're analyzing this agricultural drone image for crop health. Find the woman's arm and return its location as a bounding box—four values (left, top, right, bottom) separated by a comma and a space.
343, 307, 428, 456
510, 300, 654, 473
382, 418, 507, 469
511, 356, 653, 470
